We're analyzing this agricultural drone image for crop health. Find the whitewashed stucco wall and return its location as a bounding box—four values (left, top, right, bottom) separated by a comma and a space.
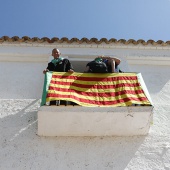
0, 62, 46, 99
1, 42, 170, 170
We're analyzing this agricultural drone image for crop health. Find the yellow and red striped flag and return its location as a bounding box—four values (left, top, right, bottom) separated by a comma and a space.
41, 72, 152, 107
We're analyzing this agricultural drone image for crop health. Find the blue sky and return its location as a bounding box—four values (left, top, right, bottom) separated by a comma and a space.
1, 0, 170, 41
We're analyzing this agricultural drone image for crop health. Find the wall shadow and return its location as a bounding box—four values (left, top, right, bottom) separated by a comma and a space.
0, 99, 148, 170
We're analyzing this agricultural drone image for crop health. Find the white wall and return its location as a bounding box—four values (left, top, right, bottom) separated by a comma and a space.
1, 42, 170, 170
0, 62, 46, 99
129, 65, 170, 95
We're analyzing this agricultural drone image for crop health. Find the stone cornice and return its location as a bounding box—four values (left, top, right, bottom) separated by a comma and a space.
1, 42, 170, 50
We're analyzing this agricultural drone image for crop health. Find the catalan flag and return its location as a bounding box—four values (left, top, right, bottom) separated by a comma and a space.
41, 72, 152, 107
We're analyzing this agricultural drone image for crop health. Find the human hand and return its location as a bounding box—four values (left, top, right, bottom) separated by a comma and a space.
43, 69, 49, 74
68, 69, 74, 73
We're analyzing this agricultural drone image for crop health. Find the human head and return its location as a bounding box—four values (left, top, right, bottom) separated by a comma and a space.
52, 48, 61, 59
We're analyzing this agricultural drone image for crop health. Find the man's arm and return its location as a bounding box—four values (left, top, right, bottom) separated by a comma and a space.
64, 59, 74, 73
84, 66, 90, 73
43, 63, 51, 74
96, 56, 121, 73
110, 57, 121, 65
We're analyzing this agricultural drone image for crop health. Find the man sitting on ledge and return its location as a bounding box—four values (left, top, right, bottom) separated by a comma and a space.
43, 48, 74, 105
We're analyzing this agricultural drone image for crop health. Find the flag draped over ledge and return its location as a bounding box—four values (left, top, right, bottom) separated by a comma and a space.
41, 72, 152, 107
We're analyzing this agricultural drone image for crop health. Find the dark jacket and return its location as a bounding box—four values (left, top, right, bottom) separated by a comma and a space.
47, 58, 74, 72
86, 60, 108, 73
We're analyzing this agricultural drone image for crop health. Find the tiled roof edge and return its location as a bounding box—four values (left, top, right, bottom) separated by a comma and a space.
0, 36, 170, 46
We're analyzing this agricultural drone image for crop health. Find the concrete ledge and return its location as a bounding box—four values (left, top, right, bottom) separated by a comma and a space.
127, 56, 170, 66
38, 106, 153, 137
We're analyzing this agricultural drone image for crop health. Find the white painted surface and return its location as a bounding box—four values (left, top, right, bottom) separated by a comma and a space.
129, 64, 170, 96
38, 106, 153, 136
1, 98, 170, 170
1, 43, 170, 169
0, 62, 46, 99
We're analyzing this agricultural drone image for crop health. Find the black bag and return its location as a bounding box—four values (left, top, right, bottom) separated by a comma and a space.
87, 60, 108, 73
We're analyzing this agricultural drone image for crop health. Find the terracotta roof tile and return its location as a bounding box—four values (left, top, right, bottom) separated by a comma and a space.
50, 37, 58, 43
156, 40, 166, 46
70, 38, 79, 43
118, 39, 126, 44
12, 36, 20, 41
79, 38, 90, 43
108, 38, 117, 43
31, 37, 40, 41
147, 39, 156, 45
90, 38, 98, 43
136, 39, 147, 45
166, 41, 170, 45
22, 36, 31, 41
0, 36, 169, 46
127, 39, 137, 45
99, 38, 109, 44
